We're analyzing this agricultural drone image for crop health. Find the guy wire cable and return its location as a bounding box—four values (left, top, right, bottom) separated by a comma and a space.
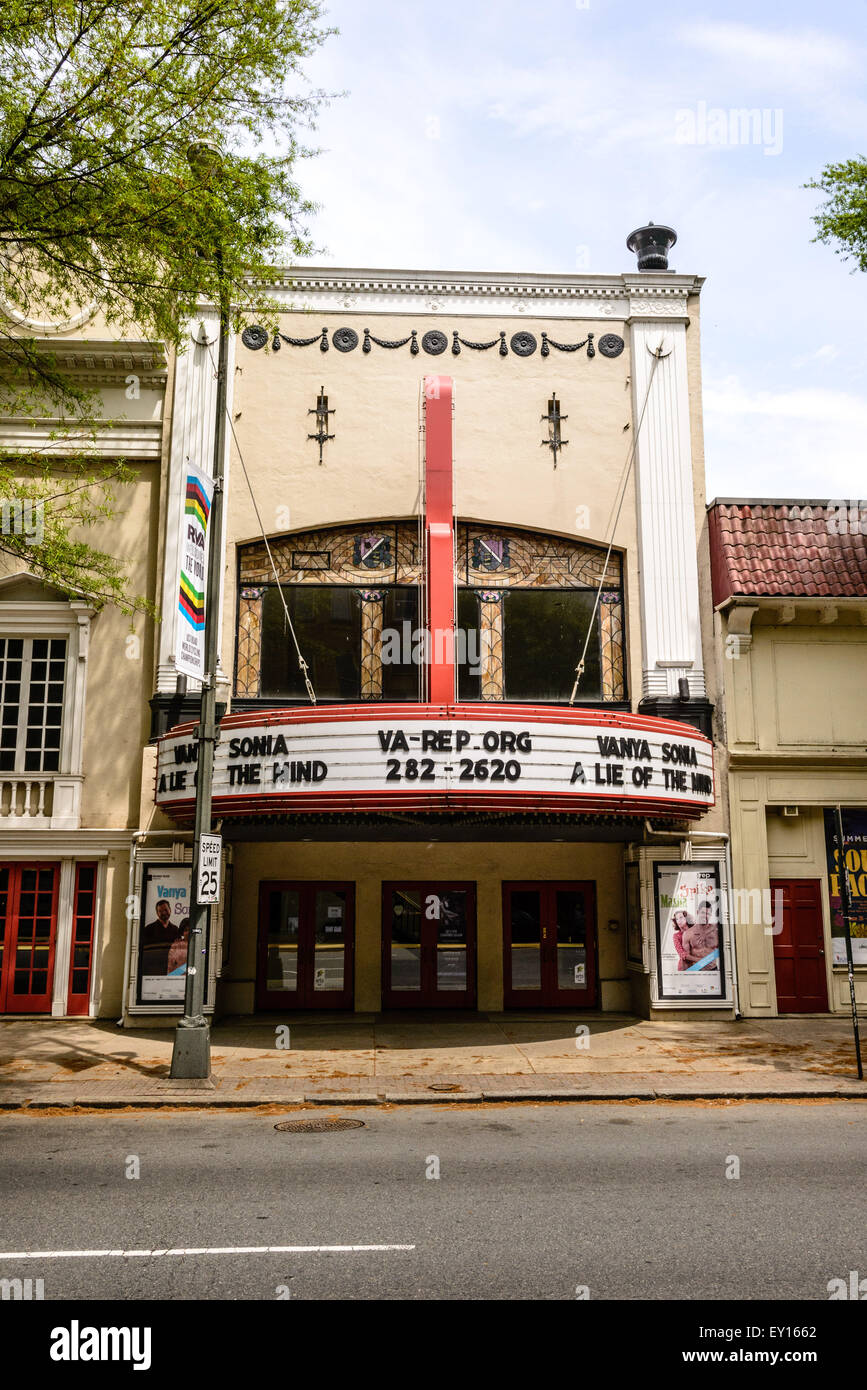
207, 340, 317, 705
569, 340, 665, 705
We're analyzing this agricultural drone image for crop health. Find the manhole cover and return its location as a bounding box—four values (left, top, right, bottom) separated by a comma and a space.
274, 1117, 365, 1133
428, 1083, 462, 1093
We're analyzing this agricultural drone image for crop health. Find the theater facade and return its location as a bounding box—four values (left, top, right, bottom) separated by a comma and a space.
133, 241, 734, 1022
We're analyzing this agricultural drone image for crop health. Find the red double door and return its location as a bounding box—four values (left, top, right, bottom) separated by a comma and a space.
257, 882, 355, 1009
503, 882, 597, 1008
0, 864, 59, 1013
383, 882, 476, 1008
770, 878, 828, 1013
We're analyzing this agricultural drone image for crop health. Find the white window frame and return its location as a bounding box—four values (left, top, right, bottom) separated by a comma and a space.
0, 633, 68, 775
0, 586, 96, 829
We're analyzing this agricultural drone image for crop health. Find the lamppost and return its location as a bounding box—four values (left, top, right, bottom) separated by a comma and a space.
170, 141, 229, 1080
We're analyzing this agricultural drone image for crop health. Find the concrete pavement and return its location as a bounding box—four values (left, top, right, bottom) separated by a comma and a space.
0, 1014, 865, 1106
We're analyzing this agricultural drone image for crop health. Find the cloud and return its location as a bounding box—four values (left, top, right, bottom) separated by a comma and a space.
703, 376, 867, 498
793, 343, 840, 368
678, 22, 857, 78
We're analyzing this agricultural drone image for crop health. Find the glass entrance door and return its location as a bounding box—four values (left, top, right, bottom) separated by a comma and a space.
0, 864, 59, 1013
382, 883, 476, 1008
256, 882, 354, 1009
503, 882, 596, 1008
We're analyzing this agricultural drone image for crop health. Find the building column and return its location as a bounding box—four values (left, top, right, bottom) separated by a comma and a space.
629, 297, 711, 733
51, 858, 75, 1017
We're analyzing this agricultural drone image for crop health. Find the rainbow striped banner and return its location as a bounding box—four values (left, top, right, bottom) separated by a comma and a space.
185, 474, 211, 531
175, 463, 215, 680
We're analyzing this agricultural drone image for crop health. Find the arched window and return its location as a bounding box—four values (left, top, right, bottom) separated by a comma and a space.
235, 523, 626, 706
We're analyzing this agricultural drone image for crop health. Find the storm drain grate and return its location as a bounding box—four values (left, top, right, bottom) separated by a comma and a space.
274, 1117, 365, 1133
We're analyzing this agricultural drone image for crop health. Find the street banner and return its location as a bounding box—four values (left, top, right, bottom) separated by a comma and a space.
654, 862, 725, 999
175, 464, 214, 681
824, 809, 867, 966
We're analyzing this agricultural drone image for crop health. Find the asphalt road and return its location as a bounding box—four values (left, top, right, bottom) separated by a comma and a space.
0, 1102, 865, 1301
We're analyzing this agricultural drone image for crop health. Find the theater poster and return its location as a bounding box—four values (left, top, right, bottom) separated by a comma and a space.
137, 865, 194, 1004
654, 863, 725, 999
824, 810, 867, 966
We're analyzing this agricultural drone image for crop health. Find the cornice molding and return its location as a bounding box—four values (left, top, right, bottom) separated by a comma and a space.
0, 828, 134, 856
0, 417, 164, 459
0, 339, 168, 387
238, 266, 703, 322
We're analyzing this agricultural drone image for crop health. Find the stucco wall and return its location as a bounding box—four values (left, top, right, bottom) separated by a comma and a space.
219, 839, 628, 1015
223, 311, 642, 709
720, 608, 867, 1015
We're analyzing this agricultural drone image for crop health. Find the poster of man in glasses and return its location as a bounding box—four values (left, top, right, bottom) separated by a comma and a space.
137, 866, 192, 1003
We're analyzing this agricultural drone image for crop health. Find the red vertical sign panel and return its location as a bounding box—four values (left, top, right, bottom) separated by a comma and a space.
424, 376, 456, 705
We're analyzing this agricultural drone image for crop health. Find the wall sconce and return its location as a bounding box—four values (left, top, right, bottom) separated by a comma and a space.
541, 393, 568, 467
307, 386, 335, 464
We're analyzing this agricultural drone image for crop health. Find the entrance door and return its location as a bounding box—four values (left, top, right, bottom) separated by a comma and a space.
257, 882, 354, 1009
503, 882, 597, 1008
382, 883, 476, 1008
770, 878, 828, 1013
0, 864, 59, 1013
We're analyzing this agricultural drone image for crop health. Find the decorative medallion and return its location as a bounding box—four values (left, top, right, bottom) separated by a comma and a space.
422, 329, 448, 355
510, 331, 537, 357
353, 533, 393, 570
472, 536, 511, 572
598, 333, 624, 358
332, 327, 359, 353
241, 325, 268, 350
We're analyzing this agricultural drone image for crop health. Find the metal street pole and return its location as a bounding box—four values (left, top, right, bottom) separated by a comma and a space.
170, 257, 229, 1081
834, 805, 863, 1081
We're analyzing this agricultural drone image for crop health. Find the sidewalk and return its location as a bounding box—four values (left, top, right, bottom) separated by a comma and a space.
1, 1014, 865, 1108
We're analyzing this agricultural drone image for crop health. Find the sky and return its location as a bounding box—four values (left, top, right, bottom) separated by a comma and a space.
289, 0, 867, 503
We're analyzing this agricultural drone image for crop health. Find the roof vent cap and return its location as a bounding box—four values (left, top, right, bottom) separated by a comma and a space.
627, 222, 677, 271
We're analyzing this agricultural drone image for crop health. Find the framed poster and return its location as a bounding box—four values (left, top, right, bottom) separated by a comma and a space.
823, 810, 867, 966
654, 862, 725, 1000
625, 862, 643, 966
136, 865, 199, 1005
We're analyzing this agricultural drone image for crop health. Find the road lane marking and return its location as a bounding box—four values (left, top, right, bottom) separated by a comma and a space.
0, 1244, 415, 1259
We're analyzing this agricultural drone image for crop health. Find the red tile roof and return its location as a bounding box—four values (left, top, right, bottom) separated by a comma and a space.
708, 500, 867, 603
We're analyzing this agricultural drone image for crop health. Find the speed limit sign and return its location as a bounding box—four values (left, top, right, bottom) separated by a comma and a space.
197, 833, 222, 905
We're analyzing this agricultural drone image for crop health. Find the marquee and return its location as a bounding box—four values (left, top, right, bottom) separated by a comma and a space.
155, 703, 715, 821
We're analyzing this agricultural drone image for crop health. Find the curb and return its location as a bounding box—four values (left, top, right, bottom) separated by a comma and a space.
2, 1084, 865, 1110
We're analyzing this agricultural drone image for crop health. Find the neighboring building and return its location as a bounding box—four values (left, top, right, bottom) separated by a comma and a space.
131, 227, 738, 1024
0, 305, 168, 1016
709, 499, 867, 1017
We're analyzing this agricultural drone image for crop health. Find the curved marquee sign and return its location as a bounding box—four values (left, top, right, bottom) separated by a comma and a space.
155, 704, 715, 821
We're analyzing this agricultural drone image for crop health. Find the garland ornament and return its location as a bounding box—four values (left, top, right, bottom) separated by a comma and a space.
272, 327, 329, 351
364, 328, 419, 354
452, 330, 508, 355
540, 331, 595, 358
240, 324, 624, 363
